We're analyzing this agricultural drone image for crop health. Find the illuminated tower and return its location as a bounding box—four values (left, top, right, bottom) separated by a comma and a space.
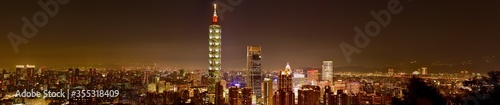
273, 63, 294, 105
322, 61, 333, 82
208, 3, 222, 73
279, 63, 293, 91
208, 3, 222, 103
247, 46, 262, 98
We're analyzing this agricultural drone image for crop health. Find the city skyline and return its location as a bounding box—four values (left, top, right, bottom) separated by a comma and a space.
1, 0, 500, 72
1, 1, 500, 105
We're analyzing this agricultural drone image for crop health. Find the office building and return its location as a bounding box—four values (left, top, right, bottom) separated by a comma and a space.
322, 61, 333, 82
297, 85, 320, 105
333, 90, 349, 105
262, 78, 273, 105
215, 81, 224, 105
242, 87, 253, 105
15, 65, 24, 85
228, 86, 253, 105
26, 65, 35, 89
307, 69, 319, 85
324, 86, 334, 105
229, 86, 240, 105
247, 46, 262, 98
421, 67, 428, 75
273, 63, 294, 105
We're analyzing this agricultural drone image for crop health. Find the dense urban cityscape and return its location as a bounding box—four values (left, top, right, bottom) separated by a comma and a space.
1, 0, 500, 105
1, 59, 500, 105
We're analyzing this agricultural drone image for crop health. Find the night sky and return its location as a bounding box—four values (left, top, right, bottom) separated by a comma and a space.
1, 0, 499, 70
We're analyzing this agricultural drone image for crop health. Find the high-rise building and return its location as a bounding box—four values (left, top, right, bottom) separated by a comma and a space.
262, 78, 273, 105
228, 86, 253, 105
215, 81, 225, 105
421, 67, 428, 75
297, 85, 320, 105
323, 86, 334, 105
322, 61, 333, 82
242, 87, 253, 105
15, 65, 24, 86
247, 46, 262, 97
229, 86, 240, 105
74, 68, 80, 84
307, 69, 319, 85
333, 90, 349, 105
15, 65, 25, 77
279, 63, 293, 92
144, 70, 151, 85
26, 65, 35, 88
273, 63, 294, 105
208, 3, 222, 95
88, 68, 96, 90
68, 68, 74, 84
26, 65, 35, 79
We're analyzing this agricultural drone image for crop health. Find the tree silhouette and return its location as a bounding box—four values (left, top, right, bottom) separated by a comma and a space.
460, 71, 500, 104
392, 76, 446, 105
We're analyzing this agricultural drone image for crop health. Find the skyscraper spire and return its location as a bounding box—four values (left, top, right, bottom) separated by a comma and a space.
285, 62, 291, 71
213, 3, 218, 17
212, 3, 219, 24
282, 62, 292, 75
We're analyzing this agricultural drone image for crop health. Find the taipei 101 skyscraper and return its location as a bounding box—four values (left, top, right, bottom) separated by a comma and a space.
208, 3, 221, 95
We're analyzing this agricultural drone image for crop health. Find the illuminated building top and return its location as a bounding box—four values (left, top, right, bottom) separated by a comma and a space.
212, 3, 218, 24
16, 65, 25, 68
26, 65, 35, 68
282, 62, 292, 75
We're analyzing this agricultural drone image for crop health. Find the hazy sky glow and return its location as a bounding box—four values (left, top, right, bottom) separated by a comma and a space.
1, 0, 499, 70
